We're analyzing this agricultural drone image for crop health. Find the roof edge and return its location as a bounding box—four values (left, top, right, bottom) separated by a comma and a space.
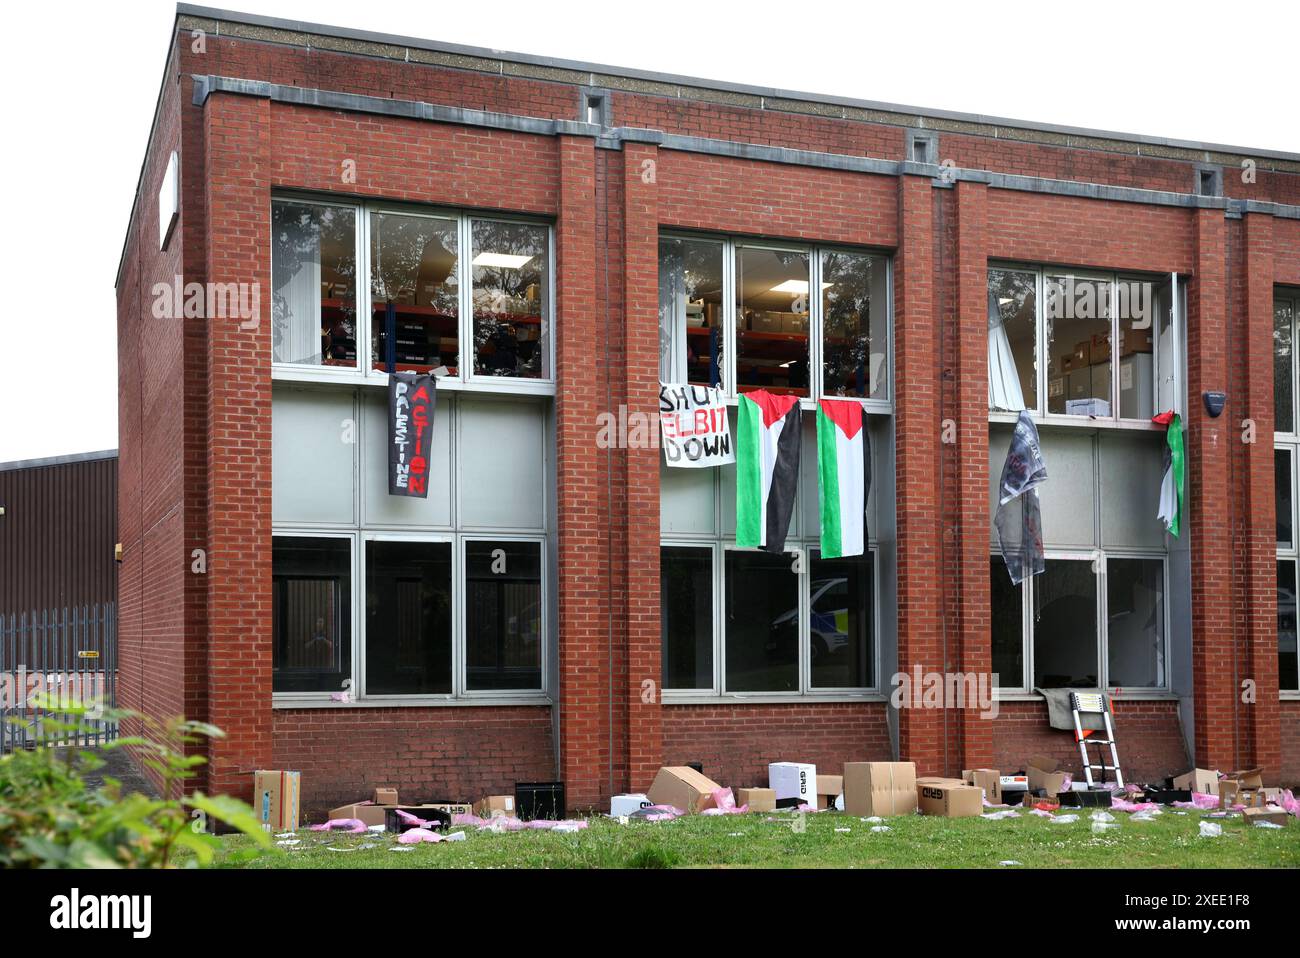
0, 450, 119, 474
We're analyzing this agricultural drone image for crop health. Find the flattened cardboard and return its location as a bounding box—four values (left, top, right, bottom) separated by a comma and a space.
843, 762, 917, 817
648, 766, 722, 814
1242, 806, 1290, 827
254, 770, 301, 831
917, 780, 983, 818
736, 788, 776, 813
769, 762, 817, 808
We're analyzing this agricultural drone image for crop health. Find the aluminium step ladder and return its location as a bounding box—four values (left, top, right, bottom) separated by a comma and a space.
1070, 691, 1124, 789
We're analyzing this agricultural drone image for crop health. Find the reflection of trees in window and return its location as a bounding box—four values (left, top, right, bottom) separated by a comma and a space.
822, 252, 877, 397
989, 269, 1036, 325
370, 214, 458, 313
472, 221, 546, 378
1276, 299, 1294, 432
271, 203, 356, 365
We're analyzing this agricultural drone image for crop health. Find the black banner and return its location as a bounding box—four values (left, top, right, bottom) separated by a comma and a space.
387, 372, 435, 498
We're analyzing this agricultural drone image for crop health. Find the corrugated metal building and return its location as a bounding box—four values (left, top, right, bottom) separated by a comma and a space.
0, 450, 118, 616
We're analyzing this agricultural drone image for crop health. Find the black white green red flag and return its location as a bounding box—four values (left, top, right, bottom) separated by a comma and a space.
736, 390, 801, 553
1153, 410, 1184, 537
816, 399, 872, 559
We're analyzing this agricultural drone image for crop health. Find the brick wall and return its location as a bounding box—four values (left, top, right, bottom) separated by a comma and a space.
993, 699, 1191, 784
112, 21, 1300, 813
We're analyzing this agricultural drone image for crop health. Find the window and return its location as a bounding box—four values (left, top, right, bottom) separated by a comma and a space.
658, 415, 880, 697
1274, 288, 1300, 692
658, 234, 892, 404
364, 539, 453, 695
989, 426, 1169, 692
272, 200, 358, 367
273, 536, 352, 693
471, 220, 549, 379
272, 198, 553, 387
272, 385, 549, 703
465, 540, 543, 691
989, 266, 1179, 423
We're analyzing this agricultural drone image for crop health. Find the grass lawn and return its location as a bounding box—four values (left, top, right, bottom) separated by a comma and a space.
218, 807, 1300, 869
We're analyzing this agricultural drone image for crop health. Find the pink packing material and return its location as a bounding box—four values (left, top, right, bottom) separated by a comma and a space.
310, 818, 367, 833
1278, 789, 1299, 816
452, 812, 589, 831
1171, 792, 1220, 810
701, 788, 748, 815
394, 808, 442, 828
1111, 799, 1159, 813
1029, 808, 1055, 818
397, 828, 443, 844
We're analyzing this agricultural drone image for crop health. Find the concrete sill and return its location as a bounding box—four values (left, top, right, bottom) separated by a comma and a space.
272, 695, 551, 709
661, 693, 888, 706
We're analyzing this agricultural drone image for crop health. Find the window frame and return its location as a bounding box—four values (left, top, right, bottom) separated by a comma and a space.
459, 533, 548, 698
992, 549, 1171, 695
1273, 287, 1300, 695
659, 539, 881, 701
660, 231, 894, 414
271, 193, 556, 396
987, 262, 1183, 430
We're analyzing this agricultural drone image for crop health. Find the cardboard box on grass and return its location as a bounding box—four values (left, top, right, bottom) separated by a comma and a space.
373, 787, 399, 806
843, 762, 917, 817
769, 762, 817, 808
474, 795, 517, 819
917, 780, 983, 818
254, 770, 301, 831
327, 802, 390, 828
963, 768, 1002, 805
1026, 756, 1069, 798
736, 788, 776, 813
648, 766, 722, 814
1242, 806, 1290, 827
816, 774, 843, 810
1172, 767, 1219, 795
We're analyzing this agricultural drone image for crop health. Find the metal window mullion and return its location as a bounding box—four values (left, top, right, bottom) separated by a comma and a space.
798, 545, 810, 695
1037, 270, 1048, 417
716, 541, 727, 694
1109, 275, 1119, 422
810, 251, 823, 402
357, 203, 372, 376
460, 215, 475, 384
1097, 552, 1109, 690
723, 241, 737, 396
453, 535, 465, 698
1023, 571, 1034, 692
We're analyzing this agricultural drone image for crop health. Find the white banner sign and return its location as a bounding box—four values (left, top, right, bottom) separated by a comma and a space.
659, 383, 734, 468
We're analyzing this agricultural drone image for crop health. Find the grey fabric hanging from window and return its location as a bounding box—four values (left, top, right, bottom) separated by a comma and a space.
995, 410, 1047, 584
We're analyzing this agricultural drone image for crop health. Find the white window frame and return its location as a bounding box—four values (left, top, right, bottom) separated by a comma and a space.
987, 263, 1183, 431
659, 232, 894, 415
659, 538, 882, 702
992, 550, 1170, 695
459, 533, 548, 698
1273, 288, 1300, 695
271, 193, 556, 397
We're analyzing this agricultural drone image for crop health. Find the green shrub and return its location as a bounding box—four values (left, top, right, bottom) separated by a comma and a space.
0, 700, 271, 868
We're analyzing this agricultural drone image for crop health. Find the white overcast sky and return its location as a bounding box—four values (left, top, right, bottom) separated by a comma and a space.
0, 0, 1294, 462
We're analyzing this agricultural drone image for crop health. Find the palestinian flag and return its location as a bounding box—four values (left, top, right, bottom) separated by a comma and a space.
736, 390, 802, 553
816, 399, 872, 558
1153, 410, 1184, 537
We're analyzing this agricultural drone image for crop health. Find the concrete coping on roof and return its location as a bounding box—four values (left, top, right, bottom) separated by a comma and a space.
0, 450, 118, 474
190, 74, 1300, 220
174, 3, 1300, 169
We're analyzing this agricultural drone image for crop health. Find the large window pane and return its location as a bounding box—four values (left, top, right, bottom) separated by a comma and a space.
1046, 275, 1111, 417
1277, 448, 1293, 551
725, 550, 798, 691
1116, 276, 1155, 420
272, 201, 357, 367
821, 251, 888, 400
661, 546, 713, 689
1279, 561, 1298, 692
988, 268, 1037, 412
471, 220, 549, 379
1032, 559, 1098, 688
990, 556, 1024, 689
369, 211, 459, 374
736, 247, 810, 397
809, 552, 873, 689
465, 541, 542, 691
1106, 558, 1165, 688
273, 537, 351, 693
1275, 298, 1294, 434
365, 540, 452, 695
659, 237, 724, 386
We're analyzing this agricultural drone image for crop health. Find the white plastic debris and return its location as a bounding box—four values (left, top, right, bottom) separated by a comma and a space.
1051, 814, 1079, 824
834, 827, 851, 833
870, 825, 891, 833
1091, 821, 1120, 834
275, 839, 301, 847
389, 846, 414, 853
1130, 811, 1159, 822
274, 832, 296, 839
552, 822, 583, 834
367, 824, 386, 833
1090, 810, 1116, 823
445, 830, 468, 841
1253, 821, 1283, 829
835, 794, 845, 811
861, 816, 883, 823
982, 810, 1020, 820
999, 860, 1022, 866
1198, 821, 1223, 838
325, 846, 357, 852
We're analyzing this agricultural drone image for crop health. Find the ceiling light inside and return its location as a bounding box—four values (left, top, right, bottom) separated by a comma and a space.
473, 252, 535, 269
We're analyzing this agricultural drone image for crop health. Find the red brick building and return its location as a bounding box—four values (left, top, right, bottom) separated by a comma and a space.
115, 5, 1300, 815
